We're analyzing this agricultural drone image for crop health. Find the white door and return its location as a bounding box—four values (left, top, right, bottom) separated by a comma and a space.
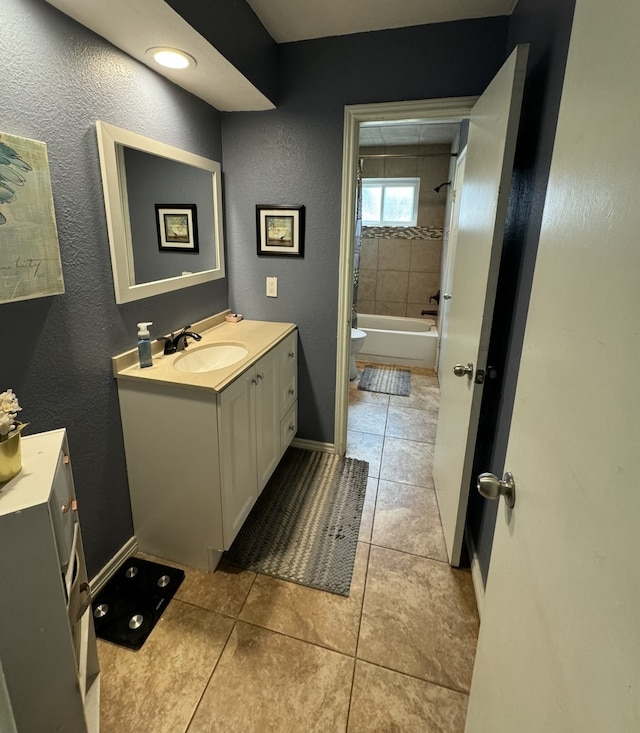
465, 1, 640, 729
436, 147, 466, 376
433, 45, 528, 565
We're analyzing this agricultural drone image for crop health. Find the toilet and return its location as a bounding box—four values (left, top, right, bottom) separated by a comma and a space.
350, 328, 367, 380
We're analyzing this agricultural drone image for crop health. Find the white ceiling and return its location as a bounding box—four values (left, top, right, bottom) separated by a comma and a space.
44, 0, 517, 110
360, 121, 461, 147
248, 0, 516, 43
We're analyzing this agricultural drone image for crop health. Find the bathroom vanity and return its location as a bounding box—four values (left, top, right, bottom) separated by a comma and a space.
0, 429, 99, 732
113, 312, 298, 571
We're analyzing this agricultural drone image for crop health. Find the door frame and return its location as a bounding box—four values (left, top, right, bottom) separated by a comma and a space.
334, 97, 478, 456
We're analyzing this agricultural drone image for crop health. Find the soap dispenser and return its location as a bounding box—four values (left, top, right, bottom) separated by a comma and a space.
137, 322, 153, 368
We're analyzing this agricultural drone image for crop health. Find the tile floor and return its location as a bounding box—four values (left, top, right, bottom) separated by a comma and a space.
98, 365, 479, 732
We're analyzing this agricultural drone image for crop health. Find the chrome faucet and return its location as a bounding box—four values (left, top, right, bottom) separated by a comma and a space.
157, 325, 202, 354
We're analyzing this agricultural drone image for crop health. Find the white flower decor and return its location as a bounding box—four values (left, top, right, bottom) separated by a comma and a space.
0, 389, 23, 442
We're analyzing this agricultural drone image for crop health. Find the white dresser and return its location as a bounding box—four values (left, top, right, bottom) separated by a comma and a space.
0, 429, 99, 732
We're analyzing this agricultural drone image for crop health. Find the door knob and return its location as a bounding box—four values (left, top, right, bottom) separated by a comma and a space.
477, 472, 516, 508
443, 293, 452, 300
453, 362, 474, 378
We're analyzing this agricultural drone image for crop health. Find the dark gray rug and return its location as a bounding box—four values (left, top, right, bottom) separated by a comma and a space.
224, 447, 369, 596
358, 365, 411, 396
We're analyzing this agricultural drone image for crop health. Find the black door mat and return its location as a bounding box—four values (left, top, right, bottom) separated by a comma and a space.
91, 557, 184, 651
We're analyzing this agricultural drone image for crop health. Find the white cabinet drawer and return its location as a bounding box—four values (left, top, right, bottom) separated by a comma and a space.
49, 451, 77, 569
280, 370, 297, 416
279, 331, 298, 416
280, 402, 297, 453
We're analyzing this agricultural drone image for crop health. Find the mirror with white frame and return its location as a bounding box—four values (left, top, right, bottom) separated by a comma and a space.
96, 120, 225, 303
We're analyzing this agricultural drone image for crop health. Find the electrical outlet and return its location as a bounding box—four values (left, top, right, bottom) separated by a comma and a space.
266, 276, 278, 297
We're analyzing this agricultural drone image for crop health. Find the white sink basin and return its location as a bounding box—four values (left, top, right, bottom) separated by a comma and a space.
173, 343, 249, 373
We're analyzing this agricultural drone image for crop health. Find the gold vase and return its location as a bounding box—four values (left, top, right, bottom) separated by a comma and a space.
0, 428, 23, 483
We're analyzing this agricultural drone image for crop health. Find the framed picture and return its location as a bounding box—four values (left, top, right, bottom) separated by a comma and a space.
155, 204, 199, 252
256, 205, 305, 257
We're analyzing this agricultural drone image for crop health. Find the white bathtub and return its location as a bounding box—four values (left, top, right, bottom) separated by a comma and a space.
356, 314, 438, 370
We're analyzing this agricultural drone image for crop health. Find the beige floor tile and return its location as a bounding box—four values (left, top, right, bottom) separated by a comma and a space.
358, 546, 479, 692
358, 476, 379, 542
348, 383, 391, 407
99, 600, 234, 733
410, 371, 440, 387
389, 383, 440, 411
386, 405, 439, 442
174, 559, 256, 617
137, 553, 256, 618
187, 622, 354, 733
372, 480, 448, 561
347, 400, 388, 435
347, 660, 468, 733
380, 436, 434, 487
238, 542, 369, 655
346, 430, 383, 478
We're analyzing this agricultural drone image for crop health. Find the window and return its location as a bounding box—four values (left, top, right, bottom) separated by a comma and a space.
362, 178, 420, 226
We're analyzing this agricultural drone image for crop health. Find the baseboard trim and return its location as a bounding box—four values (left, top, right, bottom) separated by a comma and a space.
90, 536, 138, 596
291, 437, 336, 454
465, 527, 485, 620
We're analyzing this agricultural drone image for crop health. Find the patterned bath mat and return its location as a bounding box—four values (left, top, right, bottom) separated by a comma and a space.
358, 365, 411, 396
91, 557, 184, 650
224, 447, 369, 596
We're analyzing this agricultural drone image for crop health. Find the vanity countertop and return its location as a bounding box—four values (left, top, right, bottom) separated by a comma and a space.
112, 311, 296, 393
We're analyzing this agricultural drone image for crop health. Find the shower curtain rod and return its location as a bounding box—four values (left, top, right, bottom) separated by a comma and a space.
359, 152, 458, 159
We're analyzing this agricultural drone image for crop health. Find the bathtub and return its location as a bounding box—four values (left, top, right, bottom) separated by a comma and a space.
356, 314, 438, 370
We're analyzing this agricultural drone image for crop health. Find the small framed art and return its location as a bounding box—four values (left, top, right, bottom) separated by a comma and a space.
256, 205, 305, 257
155, 204, 199, 252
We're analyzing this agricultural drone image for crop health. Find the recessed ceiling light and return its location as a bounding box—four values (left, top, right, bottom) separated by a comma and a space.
146, 47, 196, 70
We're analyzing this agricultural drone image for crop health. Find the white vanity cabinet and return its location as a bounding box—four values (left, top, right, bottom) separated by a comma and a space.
219, 346, 281, 547
0, 429, 99, 733
117, 326, 298, 571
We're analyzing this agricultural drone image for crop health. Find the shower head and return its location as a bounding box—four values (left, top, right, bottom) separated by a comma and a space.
433, 181, 451, 193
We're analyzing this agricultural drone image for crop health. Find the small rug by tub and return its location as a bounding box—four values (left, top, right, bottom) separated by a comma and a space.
91, 557, 184, 650
358, 365, 411, 396
224, 447, 369, 596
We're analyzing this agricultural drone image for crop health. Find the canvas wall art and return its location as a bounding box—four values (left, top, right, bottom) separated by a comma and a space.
0, 130, 64, 303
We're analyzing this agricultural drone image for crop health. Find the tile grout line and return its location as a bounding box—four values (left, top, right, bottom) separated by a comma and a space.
183, 571, 259, 732
348, 535, 375, 731
183, 613, 237, 733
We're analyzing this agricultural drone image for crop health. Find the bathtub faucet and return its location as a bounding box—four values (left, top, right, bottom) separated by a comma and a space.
421, 309, 437, 316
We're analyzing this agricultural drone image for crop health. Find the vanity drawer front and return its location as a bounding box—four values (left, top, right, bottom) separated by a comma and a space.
280, 371, 297, 416
280, 402, 297, 452
279, 331, 297, 368
279, 331, 298, 416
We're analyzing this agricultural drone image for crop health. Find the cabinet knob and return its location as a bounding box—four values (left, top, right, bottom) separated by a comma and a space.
289, 423, 295, 431
251, 378, 258, 385
61, 499, 78, 514
288, 387, 295, 395
288, 351, 295, 358
257, 372, 264, 380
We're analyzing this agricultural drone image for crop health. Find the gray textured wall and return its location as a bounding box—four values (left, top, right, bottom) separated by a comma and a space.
1, 0, 228, 576
222, 19, 509, 443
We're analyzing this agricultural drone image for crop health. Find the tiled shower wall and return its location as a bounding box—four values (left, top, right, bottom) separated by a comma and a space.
357, 144, 450, 318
